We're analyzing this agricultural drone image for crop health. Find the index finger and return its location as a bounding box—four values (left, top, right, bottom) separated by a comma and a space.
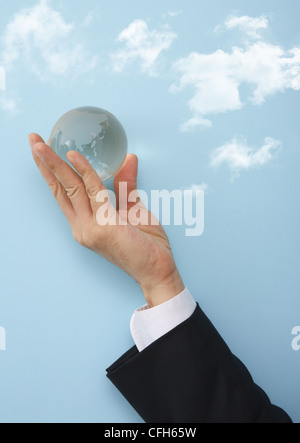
29, 134, 77, 225
32, 142, 93, 221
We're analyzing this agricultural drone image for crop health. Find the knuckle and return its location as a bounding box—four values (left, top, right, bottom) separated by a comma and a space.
49, 182, 63, 200
82, 169, 93, 181
66, 182, 84, 199
49, 157, 63, 175
88, 184, 100, 198
49, 163, 58, 175
84, 170, 101, 196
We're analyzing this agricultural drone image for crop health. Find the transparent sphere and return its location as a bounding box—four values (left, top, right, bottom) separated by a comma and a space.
49, 106, 128, 182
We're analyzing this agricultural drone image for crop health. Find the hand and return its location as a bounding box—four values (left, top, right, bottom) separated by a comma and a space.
29, 133, 184, 307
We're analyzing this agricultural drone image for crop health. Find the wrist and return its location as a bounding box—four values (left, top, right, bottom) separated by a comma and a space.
140, 269, 185, 308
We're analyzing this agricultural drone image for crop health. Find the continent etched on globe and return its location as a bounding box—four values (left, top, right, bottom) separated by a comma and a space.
49, 106, 128, 182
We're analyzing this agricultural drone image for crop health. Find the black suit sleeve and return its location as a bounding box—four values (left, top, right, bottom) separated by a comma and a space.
106, 304, 292, 423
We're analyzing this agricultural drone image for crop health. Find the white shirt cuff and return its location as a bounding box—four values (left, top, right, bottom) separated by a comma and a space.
130, 287, 197, 352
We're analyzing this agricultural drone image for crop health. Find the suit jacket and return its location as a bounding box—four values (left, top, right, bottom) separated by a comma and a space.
106, 304, 292, 423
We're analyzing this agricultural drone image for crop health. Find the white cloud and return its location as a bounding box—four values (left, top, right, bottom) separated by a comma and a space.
180, 116, 212, 132
0, 66, 5, 90
210, 137, 281, 177
172, 16, 300, 131
82, 12, 95, 27
0, 0, 97, 80
164, 11, 182, 18
224, 15, 269, 40
0, 95, 19, 114
111, 19, 177, 76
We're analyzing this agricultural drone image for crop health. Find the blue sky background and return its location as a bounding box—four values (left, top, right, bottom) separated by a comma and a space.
0, 0, 299, 423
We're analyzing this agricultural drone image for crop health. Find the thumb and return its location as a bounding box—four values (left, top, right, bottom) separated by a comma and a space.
114, 154, 138, 210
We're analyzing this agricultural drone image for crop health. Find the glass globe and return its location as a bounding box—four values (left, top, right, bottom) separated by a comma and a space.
49, 106, 128, 182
